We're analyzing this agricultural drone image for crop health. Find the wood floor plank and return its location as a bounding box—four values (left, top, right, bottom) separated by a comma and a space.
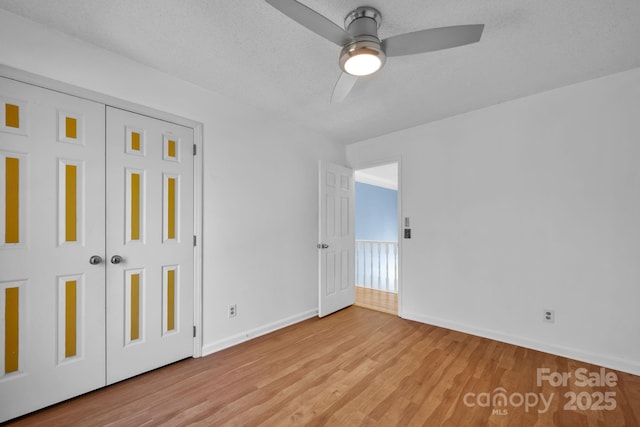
354, 286, 397, 315
6, 306, 639, 426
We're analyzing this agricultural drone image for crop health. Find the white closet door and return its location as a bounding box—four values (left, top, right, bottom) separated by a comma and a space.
0, 77, 106, 422
105, 107, 194, 384
0, 79, 197, 422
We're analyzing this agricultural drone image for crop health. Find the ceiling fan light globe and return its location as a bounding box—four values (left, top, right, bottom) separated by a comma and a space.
344, 53, 381, 76
339, 40, 386, 76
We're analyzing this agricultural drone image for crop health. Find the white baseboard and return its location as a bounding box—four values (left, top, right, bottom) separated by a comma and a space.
402, 311, 640, 377
202, 309, 318, 357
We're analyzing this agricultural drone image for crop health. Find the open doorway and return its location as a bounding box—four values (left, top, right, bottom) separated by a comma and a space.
354, 162, 399, 315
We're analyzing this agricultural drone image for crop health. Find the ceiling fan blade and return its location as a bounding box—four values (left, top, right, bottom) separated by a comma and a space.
383, 24, 484, 57
331, 72, 358, 103
266, 0, 353, 46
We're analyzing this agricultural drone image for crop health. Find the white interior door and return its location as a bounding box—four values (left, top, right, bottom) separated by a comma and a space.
318, 161, 355, 317
105, 107, 194, 384
0, 77, 106, 421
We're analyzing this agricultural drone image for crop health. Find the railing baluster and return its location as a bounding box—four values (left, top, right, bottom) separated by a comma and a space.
355, 241, 360, 286
366, 242, 370, 288
385, 243, 389, 291
363, 242, 367, 288
369, 243, 373, 289
355, 240, 398, 294
375, 242, 380, 289
364, 243, 371, 288
394, 243, 398, 291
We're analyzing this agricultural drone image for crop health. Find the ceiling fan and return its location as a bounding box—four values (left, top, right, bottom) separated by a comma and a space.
265, 0, 485, 103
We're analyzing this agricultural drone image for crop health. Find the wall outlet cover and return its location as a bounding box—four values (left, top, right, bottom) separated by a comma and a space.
543, 309, 555, 323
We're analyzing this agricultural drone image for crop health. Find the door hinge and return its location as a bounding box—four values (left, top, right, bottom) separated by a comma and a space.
193, 235, 197, 246
193, 144, 197, 156
193, 325, 196, 337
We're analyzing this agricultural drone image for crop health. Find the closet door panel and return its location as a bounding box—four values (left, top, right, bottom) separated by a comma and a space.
0, 77, 106, 422
105, 107, 194, 385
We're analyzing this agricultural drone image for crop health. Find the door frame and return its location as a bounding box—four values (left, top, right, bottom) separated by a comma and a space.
0, 64, 204, 357
350, 157, 403, 317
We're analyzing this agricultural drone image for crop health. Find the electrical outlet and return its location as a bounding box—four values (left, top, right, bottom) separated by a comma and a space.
228, 304, 237, 318
543, 309, 555, 323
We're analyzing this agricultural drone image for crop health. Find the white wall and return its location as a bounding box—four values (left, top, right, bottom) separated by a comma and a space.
347, 67, 640, 375
0, 10, 346, 353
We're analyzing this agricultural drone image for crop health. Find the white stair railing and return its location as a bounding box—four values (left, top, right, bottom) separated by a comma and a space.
355, 240, 398, 293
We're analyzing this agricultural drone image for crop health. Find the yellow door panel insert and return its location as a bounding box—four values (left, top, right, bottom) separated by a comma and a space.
65, 281, 77, 358
131, 132, 140, 151
130, 274, 140, 341
5, 104, 19, 129
5, 287, 19, 373
65, 165, 77, 242
5, 157, 19, 244
65, 117, 77, 139
167, 270, 175, 331
167, 178, 175, 239
131, 173, 140, 241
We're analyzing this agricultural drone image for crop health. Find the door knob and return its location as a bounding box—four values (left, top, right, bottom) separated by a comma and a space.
89, 255, 103, 265
110, 255, 124, 264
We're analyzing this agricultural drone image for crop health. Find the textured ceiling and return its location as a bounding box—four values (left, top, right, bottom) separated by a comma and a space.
1, 0, 639, 144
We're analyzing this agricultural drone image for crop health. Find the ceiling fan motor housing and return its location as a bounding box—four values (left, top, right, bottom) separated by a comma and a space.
345, 6, 381, 37
339, 7, 386, 75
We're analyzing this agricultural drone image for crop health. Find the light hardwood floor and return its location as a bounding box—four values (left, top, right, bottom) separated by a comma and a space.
354, 286, 398, 315
8, 307, 640, 426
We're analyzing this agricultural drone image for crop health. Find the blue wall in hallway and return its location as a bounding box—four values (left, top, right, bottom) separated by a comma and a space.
355, 182, 398, 242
